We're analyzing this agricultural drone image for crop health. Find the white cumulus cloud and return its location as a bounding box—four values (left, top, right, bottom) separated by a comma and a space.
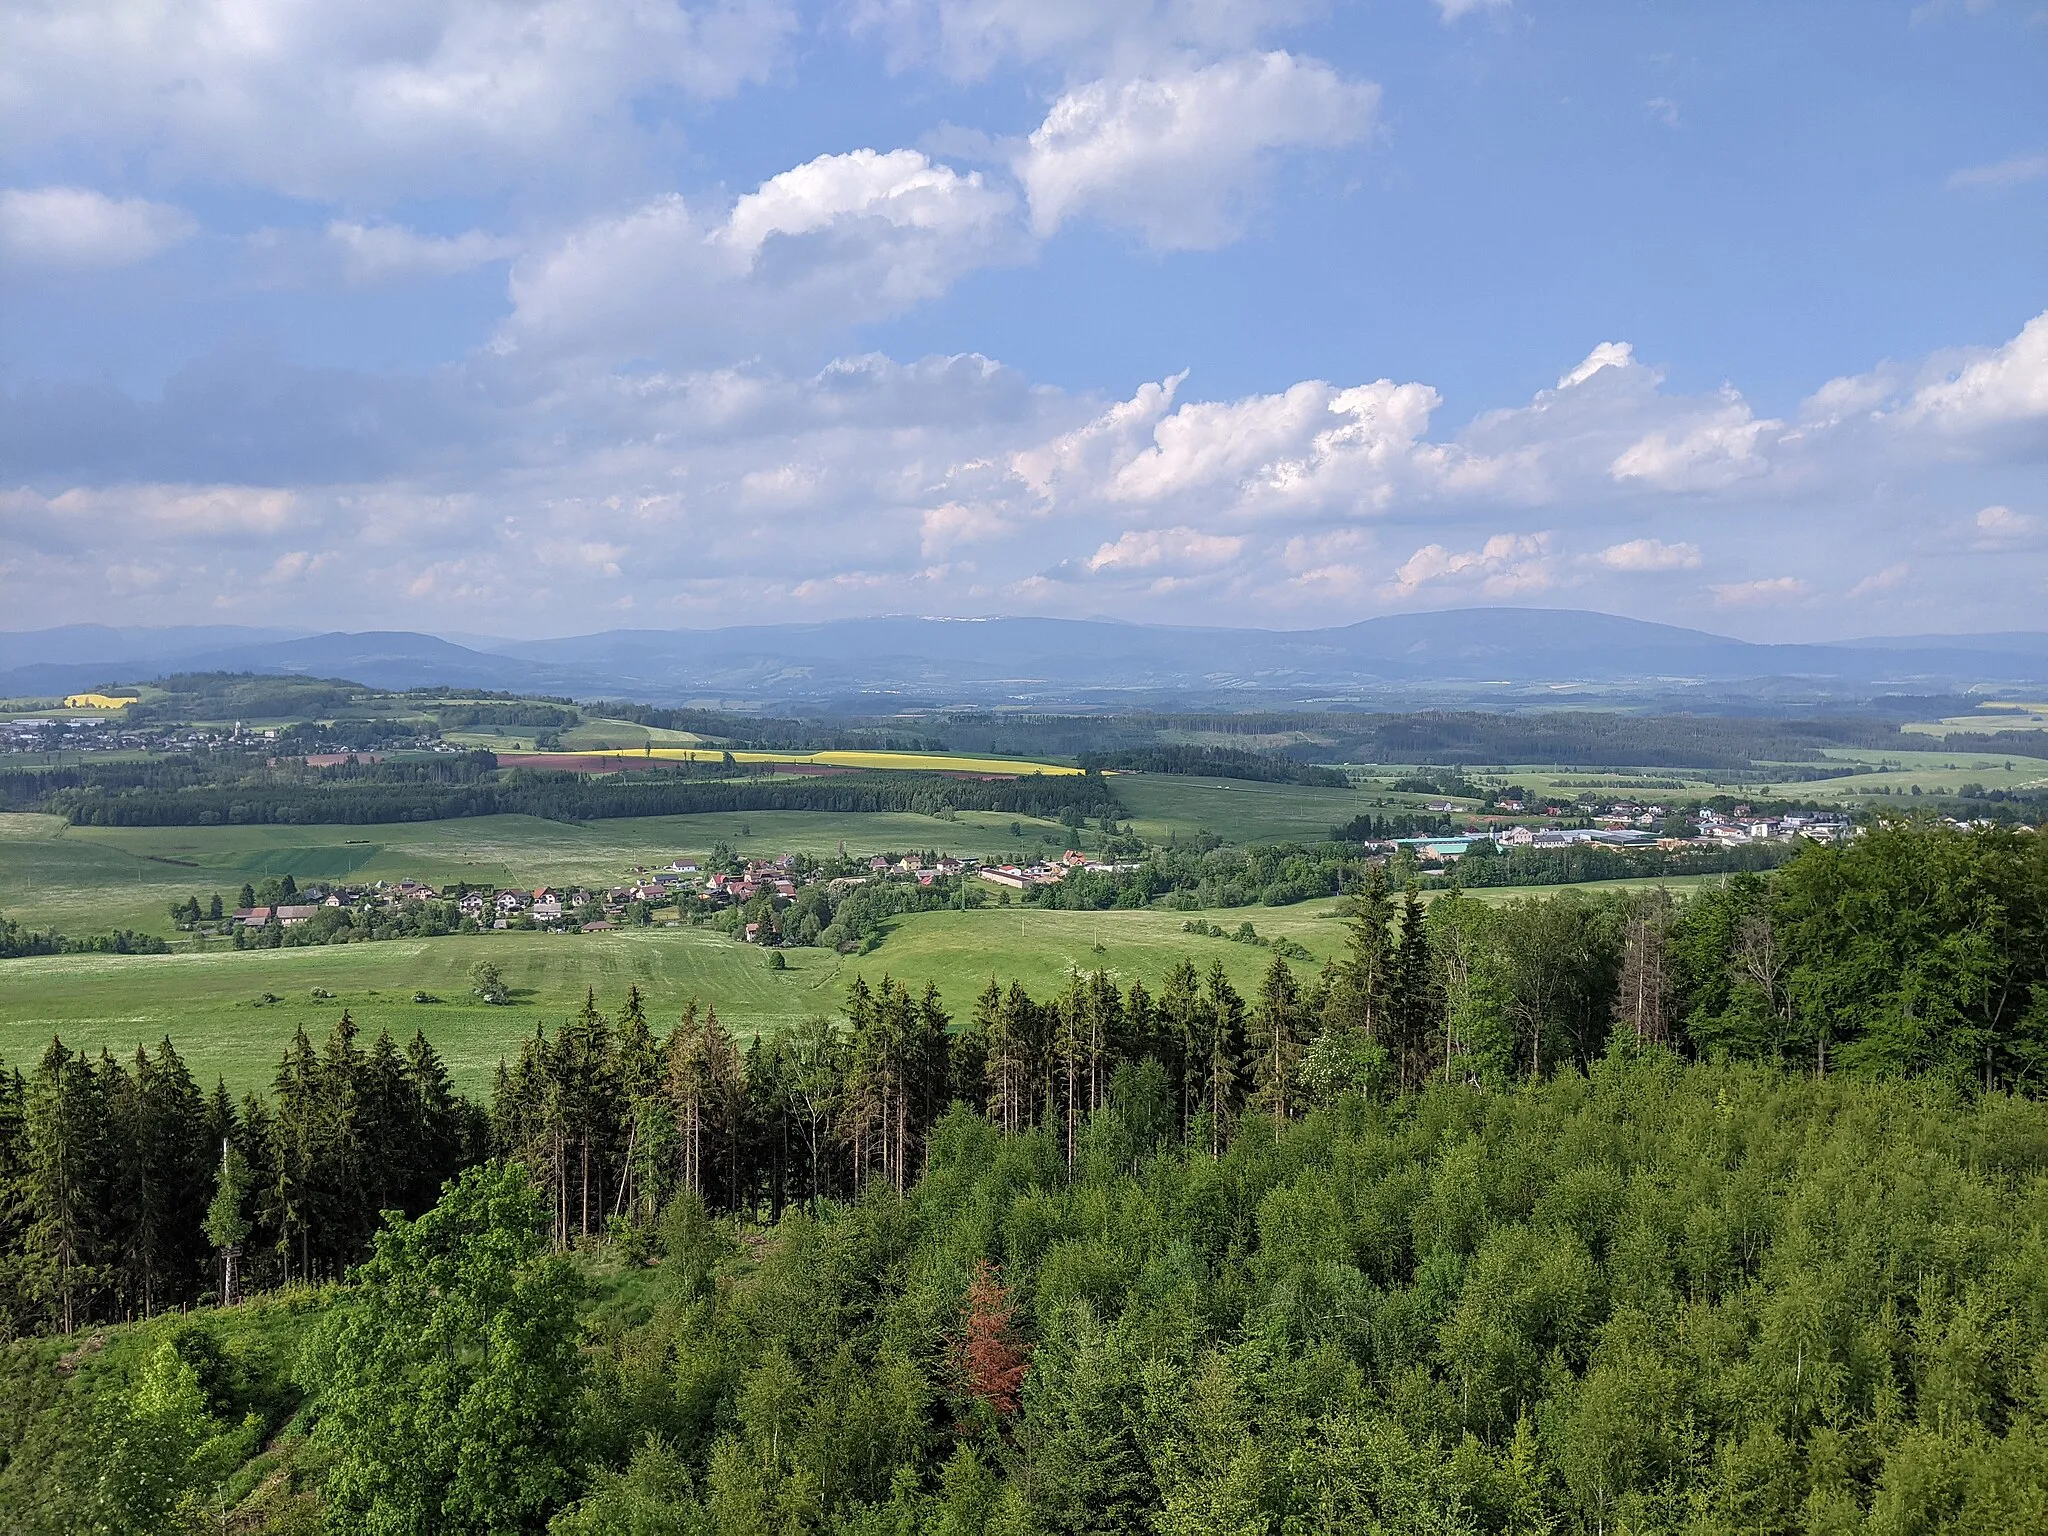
1610, 394, 1781, 491
8, 311, 2048, 634
1558, 342, 1636, 390
501, 149, 1021, 361
1017, 374, 1440, 519
1018, 52, 1377, 249
1388, 532, 1557, 597
848, 0, 1326, 81
1901, 311, 2048, 433
0, 0, 798, 201
1710, 576, 1810, 608
0, 186, 195, 270
1848, 563, 1909, 598
1593, 538, 1702, 571
1974, 504, 2038, 542
1086, 526, 1245, 572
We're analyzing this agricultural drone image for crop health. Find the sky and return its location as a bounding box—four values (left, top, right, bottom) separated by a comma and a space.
0, 0, 2043, 642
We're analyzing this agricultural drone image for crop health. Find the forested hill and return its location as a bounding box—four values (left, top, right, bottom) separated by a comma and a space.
1075, 745, 1350, 785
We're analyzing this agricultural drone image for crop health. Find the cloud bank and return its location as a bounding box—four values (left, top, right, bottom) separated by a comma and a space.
6, 299, 2043, 635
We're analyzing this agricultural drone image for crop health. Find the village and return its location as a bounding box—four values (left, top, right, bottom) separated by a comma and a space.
207, 845, 1155, 942
184, 795, 1879, 952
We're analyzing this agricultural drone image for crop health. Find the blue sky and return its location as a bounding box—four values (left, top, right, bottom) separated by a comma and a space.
1, 0, 2043, 640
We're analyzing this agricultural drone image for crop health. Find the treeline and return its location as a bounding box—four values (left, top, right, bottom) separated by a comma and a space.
0, 747, 501, 811
0, 1019, 484, 1334
1449, 838, 1796, 887
44, 767, 1123, 828
0, 915, 170, 959
594, 701, 948, 754
1015, 835, 1794, 914
1331, 811, 1460, 841
494, 817, 2048, 1225
122, 672, 367, 724
755, 874, 968, 949
1076, 744, 1350, 786
0, 752, 239, 808
1328, 709, 1907, 766
430, 701, 580, 730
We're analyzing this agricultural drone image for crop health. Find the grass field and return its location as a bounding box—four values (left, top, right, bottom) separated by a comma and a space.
1905, 702, 2048, 737
1114, 775, 1371, 844
0, 877, 1718, 1096
1804, 747, 2048, 799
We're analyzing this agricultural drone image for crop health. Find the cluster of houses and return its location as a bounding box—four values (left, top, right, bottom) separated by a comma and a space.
4, 715, 137, 752
1376, 802, 1858, 865
1694, 808, 1854, 845
215, 846, 1149, 937
977, 849, 1143, 889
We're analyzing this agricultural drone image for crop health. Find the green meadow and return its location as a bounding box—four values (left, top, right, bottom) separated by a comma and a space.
0, 878, 1719, 1097
0, 905, 1344, 1095
1113, 774, 1370, 843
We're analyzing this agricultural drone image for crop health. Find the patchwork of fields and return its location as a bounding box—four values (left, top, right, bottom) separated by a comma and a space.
0, 741, 1939, 1095
1363, 748, 2048, 810
0, 774, 1394, 939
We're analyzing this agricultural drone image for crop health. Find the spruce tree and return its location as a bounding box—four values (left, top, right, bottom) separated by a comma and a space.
0, 1067, 33, 1333
124, 1037, 211, 1316
268, 1027, 321, 1284
403, 1031, 463, 1213
1200, 962, 1246, 1157
357, 1030, 412, 1219
1389, 884, 1436, 1089
1249, 954, 1303, 1135
1158, 958, 1204, 1141
315, 1010, 370, 1271
24, 1040, 111, 1332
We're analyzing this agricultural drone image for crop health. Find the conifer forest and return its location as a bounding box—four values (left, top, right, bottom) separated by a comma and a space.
3, 818, 2047, 1533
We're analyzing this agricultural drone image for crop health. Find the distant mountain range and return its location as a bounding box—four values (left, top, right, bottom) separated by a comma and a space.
6, 611, 2048, 708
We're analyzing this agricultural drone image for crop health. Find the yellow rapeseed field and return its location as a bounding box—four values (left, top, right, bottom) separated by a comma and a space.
538, 747, 1084, 776
744, 750, 1082, 776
